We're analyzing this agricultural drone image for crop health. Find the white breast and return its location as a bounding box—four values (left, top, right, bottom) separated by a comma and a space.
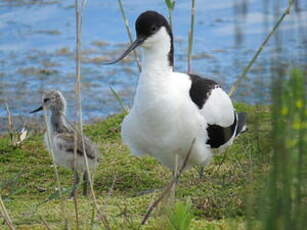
121, 71, 212, 169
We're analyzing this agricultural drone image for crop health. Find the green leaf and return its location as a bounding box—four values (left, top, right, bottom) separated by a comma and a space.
167, 199, 194, 230
165, 0, 176, 10
110, 86, 129, 113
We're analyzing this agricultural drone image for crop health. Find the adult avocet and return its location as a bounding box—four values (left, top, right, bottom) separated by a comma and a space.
105, 11, 247, 172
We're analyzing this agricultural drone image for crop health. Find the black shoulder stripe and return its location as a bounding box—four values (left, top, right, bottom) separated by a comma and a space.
235, 112, 247, 136
189, 74, 219, 109
206, 113, 237, 148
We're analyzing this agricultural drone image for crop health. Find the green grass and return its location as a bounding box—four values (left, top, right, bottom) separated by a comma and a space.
0, 105, 271, 229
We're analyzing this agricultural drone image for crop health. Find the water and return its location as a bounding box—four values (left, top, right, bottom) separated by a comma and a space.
0, 0, 306, 132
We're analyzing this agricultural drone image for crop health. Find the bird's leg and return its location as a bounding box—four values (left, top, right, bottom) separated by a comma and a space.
197, 166, 205, 178
170, 154, 178, 202
82, 170, 89, 196
70, 169, 80, 198
164, 154, 179, 207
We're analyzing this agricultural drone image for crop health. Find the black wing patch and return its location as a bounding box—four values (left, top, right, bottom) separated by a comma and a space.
56, 134, 97, 160
189, 74, 219, 109
65, 148, 95, 159
188, 74, 242, 148
206, 113, 237, 148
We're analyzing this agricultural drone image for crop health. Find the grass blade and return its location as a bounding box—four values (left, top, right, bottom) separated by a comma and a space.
110, 86, 129, 113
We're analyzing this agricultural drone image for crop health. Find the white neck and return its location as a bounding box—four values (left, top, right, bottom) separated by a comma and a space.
134, 28, 174, 108
141, 27, 173, 73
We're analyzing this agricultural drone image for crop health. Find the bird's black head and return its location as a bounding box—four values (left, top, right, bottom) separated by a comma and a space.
135, 11, 171, 40
104, 10, 174, 67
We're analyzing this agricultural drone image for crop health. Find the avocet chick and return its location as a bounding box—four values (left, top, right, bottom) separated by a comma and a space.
31, 90, 99, 197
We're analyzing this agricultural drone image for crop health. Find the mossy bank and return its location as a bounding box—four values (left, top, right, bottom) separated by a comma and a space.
0, 104, 271, 229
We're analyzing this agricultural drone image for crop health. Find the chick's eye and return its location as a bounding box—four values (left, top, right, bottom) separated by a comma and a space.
151, 26, 157, 32
43, 98, 50, 103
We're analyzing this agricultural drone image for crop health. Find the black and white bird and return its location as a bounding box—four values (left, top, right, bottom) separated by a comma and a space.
105, 11, 247, 171
30, 90, 99, 197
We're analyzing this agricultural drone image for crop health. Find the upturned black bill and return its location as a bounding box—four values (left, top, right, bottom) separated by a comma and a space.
30, 106, 43, 113
103, 37, 145, 64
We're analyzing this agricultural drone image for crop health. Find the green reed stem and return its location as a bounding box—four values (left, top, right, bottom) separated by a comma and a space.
251, 68, 307, 230
110, 86, 129, 113
187, 0, 196, 73
118, 0, 141, 72
164, 0, 176, 28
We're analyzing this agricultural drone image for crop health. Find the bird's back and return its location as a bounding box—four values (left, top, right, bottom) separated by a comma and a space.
188, 74, 247, 151
45, 128, 99, 171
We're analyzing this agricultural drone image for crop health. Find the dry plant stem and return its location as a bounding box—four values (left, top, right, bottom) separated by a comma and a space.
187, 0, 196, 73
108, 175, 117, 197
74, 1, 110, 229
141, 138, 196, 225
39, 216, 52, 230
118, 0, 141, 72
72, 130, 79, 230
0, 195, 16, 230
74, 2, 81, 229
228, 0, 296, 96
90, 204, 96, 229
171, 154, 179, 201
43, 110, 69, 228
5, 103, 14, 144
72, 173, 80, 230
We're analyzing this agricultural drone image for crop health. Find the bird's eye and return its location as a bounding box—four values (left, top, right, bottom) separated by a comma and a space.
151, 26, 157, 32
43, 98, 50, 103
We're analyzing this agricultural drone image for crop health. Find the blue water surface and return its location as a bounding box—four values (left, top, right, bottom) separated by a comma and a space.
0, 0, 306, 130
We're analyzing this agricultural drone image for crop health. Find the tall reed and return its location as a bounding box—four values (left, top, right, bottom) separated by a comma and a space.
74, 1, 110, 229
249, 68, 307, 230
118, 0, 141, 72
164, 0, 176, 29
187, 0, 196, 73
229, 0, 296, 97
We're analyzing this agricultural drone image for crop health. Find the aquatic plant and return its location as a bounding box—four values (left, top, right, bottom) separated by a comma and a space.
187, 0, 196, 73
167, 200, 194, 230
164, 0, 176, 28
248, 68, 307, 230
